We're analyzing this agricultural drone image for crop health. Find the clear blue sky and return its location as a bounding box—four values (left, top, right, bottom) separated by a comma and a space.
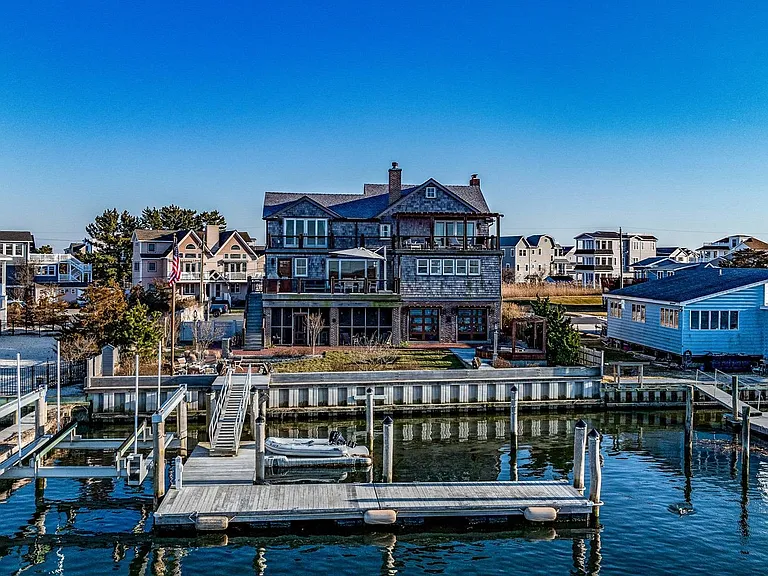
2, 1, 768, 250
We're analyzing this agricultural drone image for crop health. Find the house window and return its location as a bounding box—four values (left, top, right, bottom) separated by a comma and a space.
182, 284, 196, 295
631, 303, 646, 323
408, 308, 439, 341
284, 218, 328, 247
660, 307, 679, 329
379, 224, 391, 238
457, 308, 488, 341
429, 259, 443, 275
148, 262, 157, 272
14, 244, 23, 256
456, 260, 468, 275
443, 259, 455, 275
434, 221, 475, 245
294, 257, 308, 277
36, 265, 56, 276
338, 307, 393, 344
233, 284, 240, 293
186, 244, 195, 250
231, 244, 240, 250
148, 243, 156, 252
609, 301, 622, 319
690, 310, 739, 331
520, 249, 526, 256
416, 259, 429, 275
425, 186, 437, 199
468, 260, 481, 275
134, 262, 139, 272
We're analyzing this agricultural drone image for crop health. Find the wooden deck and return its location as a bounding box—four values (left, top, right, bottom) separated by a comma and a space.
156, 443, 594, 529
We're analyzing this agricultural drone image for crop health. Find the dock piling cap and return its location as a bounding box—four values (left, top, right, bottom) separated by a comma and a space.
575, 419, 587, 429
382, 415, 393, 425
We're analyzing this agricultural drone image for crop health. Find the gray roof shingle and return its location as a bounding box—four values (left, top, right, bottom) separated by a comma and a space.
608, 268, 768, 303
0, 231, 35, 243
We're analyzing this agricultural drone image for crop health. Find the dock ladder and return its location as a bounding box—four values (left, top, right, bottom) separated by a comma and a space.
209, 368, 252, 456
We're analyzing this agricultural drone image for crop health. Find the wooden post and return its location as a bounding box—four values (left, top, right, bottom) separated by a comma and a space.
205, 391, 215, 433
254, 414, 266, 484
174, 455, 183, 490
509, 385, 519, 437
382, 416, 394, 483
35, 389, 47, 438
16, 354, 22, 456
732, 375, 739, 420
684, 385, 694, 448
588, 429, 602, 521
251, 392, 259, 441
573, 419, 587, 491
510, 433, 518, 482
741, 405, 751, 482
153, 419, 166, 500
134, 354, 140, 454
178, 394, 188, 458
56, 339, 61, 432
366, 387, 374, 449
170, 278, 177, 375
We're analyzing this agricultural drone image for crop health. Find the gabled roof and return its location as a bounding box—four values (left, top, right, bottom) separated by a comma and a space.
263, 180, 490, 220
607, 268, 768, 304
741, 238, 768, 251
133, 230, 179, 242
499, 235, 527, 247
0, 231, 35, 243
526, 234, 554, 247
575, 231, 621, 239
214, 230, 258, 257
263, 195, 343, 219
631, 256, 670, 269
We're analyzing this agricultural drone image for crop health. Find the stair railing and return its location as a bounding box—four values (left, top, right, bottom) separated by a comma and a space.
232, 366, 252, 454
208, 369, 232, 446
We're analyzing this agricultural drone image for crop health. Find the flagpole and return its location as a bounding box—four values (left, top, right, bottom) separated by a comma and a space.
170, 233, 178, 376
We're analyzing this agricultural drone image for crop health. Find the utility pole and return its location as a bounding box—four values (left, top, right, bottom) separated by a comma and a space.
619, 227, 624, 289
199, 227, 206, 318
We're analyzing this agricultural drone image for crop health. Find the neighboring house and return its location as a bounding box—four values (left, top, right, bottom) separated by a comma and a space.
499, 234, 556, 281
630, 257, 704, 281
605, 268, 768, 361
131, 225, 262, 305
656, 246, 697, 263
552, 244, 576, 278
258, 163, 502, 347
574, 231, 657, 286
0, 231, 36, 297
0, 255, 10, 324
694, 235, 768, 262
64, 240, 94, 256
28, 252, 93, 303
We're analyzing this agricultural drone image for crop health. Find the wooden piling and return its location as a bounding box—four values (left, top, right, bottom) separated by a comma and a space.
174, 455, 184, 490
178, 394, 188, 458
153, 419, 166, 500
35, 389, 47, 439
205, 392, 215, 433
254, 414, 266, 485
510, 385, 519, 437
588, 429, 602, 521
685, 385, 694, 448
741, 405, 750, 482
510, 433, 519, 482
732, 375, 739, 420
573, 419, 587, 491
366, 387, 374, 448
382, 416, 394, 483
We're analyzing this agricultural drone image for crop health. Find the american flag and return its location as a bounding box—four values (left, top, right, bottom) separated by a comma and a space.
168, 238, 181, 286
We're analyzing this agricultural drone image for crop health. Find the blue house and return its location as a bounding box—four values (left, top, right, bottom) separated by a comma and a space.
605, 268, 768, 362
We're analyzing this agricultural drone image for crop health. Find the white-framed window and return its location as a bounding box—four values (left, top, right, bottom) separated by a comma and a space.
231, 244, 240, 250
690, 310, 738, 330
185, 243, 195, 250
182, 284, 195, 295
443, 259, 455, 275
148, 262, 157, 272
416, 259, 429, 275
133, 262, 139, 272
294, 257, 308, 277
284, 218, 328, 247
631, 303, 646, 323
14, 244, 23, 256
36, 265, 56, 276
609, 301, 622, 318
425, 186, 437, 199
660, 307, 679, 329
429, 259, 443, 275
456, 260, 468, 275
379, 224, 391, 238
468, 259, 481, 275
148, 243, 156, 252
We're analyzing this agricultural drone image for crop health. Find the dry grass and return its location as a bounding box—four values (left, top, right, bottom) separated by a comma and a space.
502, 283, 601, 299
272, 350, 463, 373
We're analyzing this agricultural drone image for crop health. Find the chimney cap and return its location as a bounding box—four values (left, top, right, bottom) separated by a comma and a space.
471, 173, 478, 178
391, 161, 399, 169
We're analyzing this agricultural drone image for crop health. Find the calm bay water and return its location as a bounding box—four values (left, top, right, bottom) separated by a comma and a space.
1, 410, 767, 575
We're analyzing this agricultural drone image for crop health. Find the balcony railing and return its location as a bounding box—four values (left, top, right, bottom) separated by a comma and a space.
179, 272, 201, 281
220, 271, 247, 281
394, 235, 498, 251
260, 278, 399, 295
266, 234, 499, 251
594, 248, 614, 255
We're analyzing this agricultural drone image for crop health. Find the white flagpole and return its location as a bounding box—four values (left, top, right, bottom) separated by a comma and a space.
16, 353, 22, 456
157, 337, 162, 410
134, 353, 139, 454
57, 339, 61, 432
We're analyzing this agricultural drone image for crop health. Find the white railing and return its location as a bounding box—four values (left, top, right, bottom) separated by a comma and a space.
180, 272, 201, 281
232, 366, 252, 453
222, 272, 247, 281
208, 369, 232, 446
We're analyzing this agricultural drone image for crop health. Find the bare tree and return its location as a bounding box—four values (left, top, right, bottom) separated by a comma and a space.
307, 313, 326, 356
192, 321, 225, 362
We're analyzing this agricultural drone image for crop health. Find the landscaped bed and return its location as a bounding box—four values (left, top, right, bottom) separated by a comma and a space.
271, 349, 464, 373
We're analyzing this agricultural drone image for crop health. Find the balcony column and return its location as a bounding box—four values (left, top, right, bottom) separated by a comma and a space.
329, 307, 339, 346
429, 216, 434, 249
463, 216, 468, 250
496, 215, 501, 250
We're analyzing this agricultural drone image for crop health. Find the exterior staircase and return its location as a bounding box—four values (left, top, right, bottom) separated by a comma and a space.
209, 370, 252, 456
244, 292, 264, 350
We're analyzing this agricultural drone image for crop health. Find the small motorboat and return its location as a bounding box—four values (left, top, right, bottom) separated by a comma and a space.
265, 431, 370, 458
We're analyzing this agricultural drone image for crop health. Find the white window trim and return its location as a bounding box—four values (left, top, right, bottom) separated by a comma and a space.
379, 224, 391, 238
425, 186, 437, 199
294, 257, 309, 277
283, 218, 328, 247
148, 262, 157, 272
468, 259, 481, 276
429, 259, 443, 275
416, 259, 429, 275
443, 259, 455, 275
456, 259, 468, 275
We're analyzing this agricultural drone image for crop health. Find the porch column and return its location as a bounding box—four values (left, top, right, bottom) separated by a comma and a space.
329, 307, 339, 346
463, 216, 468, 250
429, 216, 434, 249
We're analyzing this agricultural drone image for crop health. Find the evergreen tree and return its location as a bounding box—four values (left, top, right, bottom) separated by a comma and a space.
36, 245, 53, 254
140, 205, 226, 230
720, 248, 768, 268
83, 209, 138, 284
530, 297, 581, 366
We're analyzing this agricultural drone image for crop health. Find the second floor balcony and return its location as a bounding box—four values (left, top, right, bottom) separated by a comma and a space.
266, 233, 499, 252
259, 278, 399, 295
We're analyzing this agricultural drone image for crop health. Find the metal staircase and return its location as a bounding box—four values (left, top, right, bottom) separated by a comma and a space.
209, 369, 252, 456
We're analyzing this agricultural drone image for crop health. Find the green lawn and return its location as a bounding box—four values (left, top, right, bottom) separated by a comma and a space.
272, 349, 464, 373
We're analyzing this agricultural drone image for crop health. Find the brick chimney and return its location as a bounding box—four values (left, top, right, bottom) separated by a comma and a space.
388, 162, 402, 204
469, 173, 480, 186
205, 223, 220, 250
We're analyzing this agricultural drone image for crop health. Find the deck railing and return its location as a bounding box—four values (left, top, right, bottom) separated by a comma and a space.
208, 369, 232, 444
260, 278, 399, 295
266, 234, 499, 251
232, 367, 252, 454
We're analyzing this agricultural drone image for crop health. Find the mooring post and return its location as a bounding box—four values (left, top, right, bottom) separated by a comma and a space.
35, 387, 47, 439
152, 419, 166, 500
573, 419, 587, 491
205, 391, 215, 432
366, 387, 374, 448
685, 385, 694, 446
588, 429, 602, 522
741, 405, 751, 481
732, 375, 740, 421
510, 433, 519, 482
382, 416, 394, 483
177, 393, 188, 458
510, 385, 519, 437
174, 455, 184, 490
254, 414, 266, 484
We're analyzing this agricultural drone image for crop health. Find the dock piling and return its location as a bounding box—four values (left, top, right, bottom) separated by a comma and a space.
588, 429, 602, 521
178, 393, 188, 458
254, 414, 266, 485
366, 387, 374, 448
174, 455, 183, 490
573, 419, 587, 491
152, 419, 166, 500
510, 385, 519, 437
685, 385, 694, 447
382, 416, 394, 483
732, 375, 739, 420
741, 405, 751, 482
35, 387, 47, 439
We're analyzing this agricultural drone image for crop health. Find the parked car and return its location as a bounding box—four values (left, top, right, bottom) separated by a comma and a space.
209, 300, 230, 317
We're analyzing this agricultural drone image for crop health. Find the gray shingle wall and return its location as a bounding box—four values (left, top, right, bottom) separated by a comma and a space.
399, 255, 501, 299
380, 188, 478, 217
